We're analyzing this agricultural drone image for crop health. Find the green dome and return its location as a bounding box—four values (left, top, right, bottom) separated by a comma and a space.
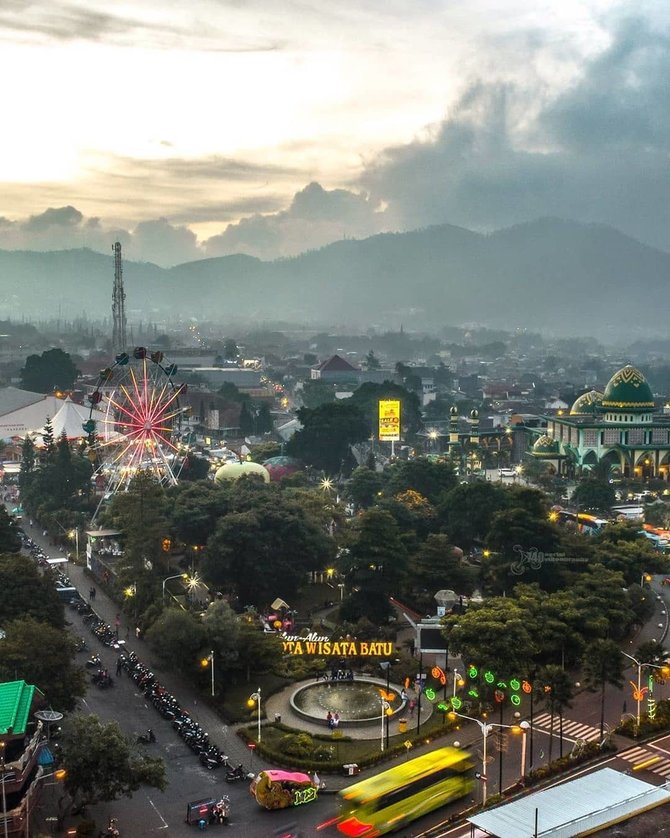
601, 366, 654, 411
532, 434, 560, 457
214, 461, 270, 484
570, 390, 603, 415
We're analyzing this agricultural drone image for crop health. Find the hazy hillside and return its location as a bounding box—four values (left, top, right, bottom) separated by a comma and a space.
1, 218, 668, 338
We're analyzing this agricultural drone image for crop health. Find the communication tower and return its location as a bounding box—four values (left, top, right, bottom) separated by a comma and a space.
111, 241, 127, 354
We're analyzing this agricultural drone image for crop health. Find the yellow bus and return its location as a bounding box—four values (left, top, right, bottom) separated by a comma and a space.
321, 747, 474, 836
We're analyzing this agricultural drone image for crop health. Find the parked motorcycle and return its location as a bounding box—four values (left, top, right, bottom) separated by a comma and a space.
85, 653, 102, 669
225, 763, 252, 783
136, 729, 156, 745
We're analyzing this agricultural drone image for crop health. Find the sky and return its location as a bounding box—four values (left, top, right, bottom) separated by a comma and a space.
0, 0, 668, 266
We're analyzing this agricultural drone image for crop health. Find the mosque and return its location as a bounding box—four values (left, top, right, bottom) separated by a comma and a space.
530, 365, 670, 479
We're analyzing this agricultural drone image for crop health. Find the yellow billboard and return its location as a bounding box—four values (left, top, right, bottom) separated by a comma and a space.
379, 399, 401, 442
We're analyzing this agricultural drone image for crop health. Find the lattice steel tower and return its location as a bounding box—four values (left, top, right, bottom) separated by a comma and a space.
111, 241, 127, 354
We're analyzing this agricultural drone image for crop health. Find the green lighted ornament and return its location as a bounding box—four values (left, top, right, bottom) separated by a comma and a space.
468, 665, 478, 679
510, 679, 521, 692
484, 671, 494, 684
424, 687, 436, 701
451, 697, 463, 710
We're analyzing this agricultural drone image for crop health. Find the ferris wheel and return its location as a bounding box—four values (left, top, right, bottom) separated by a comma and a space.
83, 348, 189, 513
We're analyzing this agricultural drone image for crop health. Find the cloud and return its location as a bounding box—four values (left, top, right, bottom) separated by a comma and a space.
203, 182, 396, 259
24, 205, 83, 232
359, 15, 670, 250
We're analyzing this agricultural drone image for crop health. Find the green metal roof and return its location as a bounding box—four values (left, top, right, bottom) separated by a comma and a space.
601, 365, 655, 411
0, 680, 40, 736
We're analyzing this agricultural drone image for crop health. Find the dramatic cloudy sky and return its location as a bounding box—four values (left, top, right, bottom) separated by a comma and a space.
0, 0, 667, 265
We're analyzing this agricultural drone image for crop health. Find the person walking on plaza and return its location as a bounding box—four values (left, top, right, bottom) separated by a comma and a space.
116, 657, 123, 676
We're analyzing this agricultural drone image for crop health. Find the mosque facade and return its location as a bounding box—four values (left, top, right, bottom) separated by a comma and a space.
531, 365, 670, 479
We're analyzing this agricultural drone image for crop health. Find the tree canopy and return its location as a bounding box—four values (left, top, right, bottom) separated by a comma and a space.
20, 348, 80, 392
58, 715, 166, 820
0, 554, 64, 628
287, 401, 369, 474
0, 617, 86, 711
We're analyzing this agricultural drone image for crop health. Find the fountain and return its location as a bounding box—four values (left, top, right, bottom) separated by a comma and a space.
291, 678, 405, 727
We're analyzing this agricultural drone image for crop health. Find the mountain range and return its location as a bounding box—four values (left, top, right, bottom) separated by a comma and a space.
1, 218, 668, 339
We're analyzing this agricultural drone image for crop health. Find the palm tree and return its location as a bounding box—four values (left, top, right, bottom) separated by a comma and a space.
537, 665, 575, 759
581, 639, 625, 741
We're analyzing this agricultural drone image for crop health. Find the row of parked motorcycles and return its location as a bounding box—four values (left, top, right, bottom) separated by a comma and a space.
119, 651, 249, 779
23, 533, 49, 566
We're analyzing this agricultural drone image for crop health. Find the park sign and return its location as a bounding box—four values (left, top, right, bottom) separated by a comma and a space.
280, 632, 394, 657
378, 399, 401, 442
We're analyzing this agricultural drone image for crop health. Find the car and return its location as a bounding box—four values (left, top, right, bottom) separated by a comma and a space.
498, 468, 517, 478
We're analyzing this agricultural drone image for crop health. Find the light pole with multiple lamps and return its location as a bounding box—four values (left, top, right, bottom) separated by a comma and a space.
248, 688, 262, 744
448, 710, 523, 805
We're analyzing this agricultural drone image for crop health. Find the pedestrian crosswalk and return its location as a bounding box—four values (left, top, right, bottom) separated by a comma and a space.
531, 712, 602, 743
618, 745, 670, 779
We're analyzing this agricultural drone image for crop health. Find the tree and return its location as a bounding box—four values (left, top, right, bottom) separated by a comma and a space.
535, 665, 574, 759
636, 639, 668, 668
57, 715, 166, 823
166, 481, 230, 546
438, 481, 509, 549
235, 623, 283, 682
223, 339, 238, 360
20, 348, 80, 392
145, 610, 208, 674
339, 508, 408, 597
256, 402, 273, 434
203, 488, 335, 606
239, 401, 254, 436
443, 598, 538, 679
0, 554, 64, 627
0, 617, 86, 711
287, 402, 369, 474
346, 466, 384, 510
104, 471, 168, 577
0, 506, 22, 553
572, 480, 616, 513
581, 638, 625, 740
385, 458, 457, 505
202, 600, 240, 673
592, 538, 666, 586
299, 380, 336, 409
179, 452, 211, 482
41, 417, 55, 460
364, 350, 381, 370
410, 533, 475, 598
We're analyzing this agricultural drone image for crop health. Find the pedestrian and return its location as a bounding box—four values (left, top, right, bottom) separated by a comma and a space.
409, 698, 417, 716
332, 712, 340, 729
116, 658, 123, 676
135, 625, 142, 639
125, 626, 130, 640
327, 711, 334, 730
400, 688, 407, 702
89, 587, 95, 601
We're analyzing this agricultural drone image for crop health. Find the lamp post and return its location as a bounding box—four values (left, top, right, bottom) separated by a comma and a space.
162, 573, 187, 604
1, 741, 8, 838
209, 651, 215, 697
380, 700, 390, 752
641, 572, 652, 588
519, 721, 531, 779
68, 528, 79, 563
248, 688, 262, 744
24, 767, 67, 838
448, 711, 523, 804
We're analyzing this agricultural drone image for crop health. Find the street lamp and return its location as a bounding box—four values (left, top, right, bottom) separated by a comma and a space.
68, 528, 79, 563
162, 573, 187, 604
452, 669, 465, 700
247, 688, 262, 744
24, 766, 67, 838
201, 651, 215, 697
379, 699, 391, 752
518, 721, 531, 779
448, 711, 523, 804
641, 572, 652, 588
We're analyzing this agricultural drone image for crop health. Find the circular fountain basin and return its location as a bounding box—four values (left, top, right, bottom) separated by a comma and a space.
290, 678, 405, 727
